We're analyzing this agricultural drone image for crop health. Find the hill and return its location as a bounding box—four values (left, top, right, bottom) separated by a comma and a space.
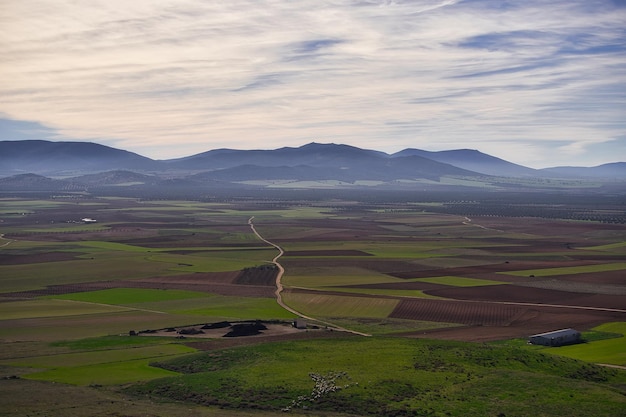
540, 162, 626, 179
165, 142, 388, 170
0, 140, 160, 177
393, 148, 538, 177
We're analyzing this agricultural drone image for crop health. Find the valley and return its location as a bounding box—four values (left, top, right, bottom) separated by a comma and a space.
0, 195, 625, 416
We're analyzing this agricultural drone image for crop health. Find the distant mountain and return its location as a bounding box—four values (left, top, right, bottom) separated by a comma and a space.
1, 140, 625, 193
540, 162, 626, 179
166, 142, 388, 170
392, 148, 537, 177
0, 140, 160, 176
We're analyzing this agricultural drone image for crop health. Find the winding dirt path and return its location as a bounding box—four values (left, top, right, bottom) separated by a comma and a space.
248, 216, 370, 336
0, 234, 15, 248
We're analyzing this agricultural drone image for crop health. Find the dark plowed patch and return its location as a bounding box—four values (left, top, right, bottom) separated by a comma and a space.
425, 284, 626, 310
549, 269, 626, 285
467, 216, 626, 236
284, 250, 373, 257
390, 298, 525, 326
401, 306, 626, 342
233, 267, 278, 286
1, 271, 275, 300
389, 260, 605, 279
282, 258, 423, 274
0, 252, 80, 264
340, 281, 448, 292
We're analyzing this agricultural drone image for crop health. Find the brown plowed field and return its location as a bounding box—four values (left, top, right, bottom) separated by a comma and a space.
1, 270, 276, 300
232, 267, 278, 286
466, 216, 625, 236
0, 252, 80, 264
390, 298, 526, 326
285, 250, 373, 256
424, 284, 626, 310
545, 269, 626, 285
342, 281, 450, 292
391, 298, 626, 342
282, 258, 427, 274
389, 259, 604, 279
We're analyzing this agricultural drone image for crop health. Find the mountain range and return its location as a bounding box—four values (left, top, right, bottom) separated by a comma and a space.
0, 140, 625, 193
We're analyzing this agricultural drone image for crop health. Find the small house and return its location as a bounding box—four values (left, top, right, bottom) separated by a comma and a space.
528, 328, 581, 347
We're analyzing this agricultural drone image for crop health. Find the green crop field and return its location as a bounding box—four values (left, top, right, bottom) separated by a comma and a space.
283, 292, 399, 318
24, 357, 187, 385
538, 322, 626, 365
414, 275, 507, 287
172, 295, 296, 320
0, 299, 131, 319
0, 256, 183, 292
501, 262, 626, 277
47, 288, 210, 305
283, 267, 399, 288
581, 242, 626, 251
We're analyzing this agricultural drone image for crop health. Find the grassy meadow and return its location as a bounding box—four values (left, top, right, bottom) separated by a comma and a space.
536, 322, 626, 365
127, 336, 626, 416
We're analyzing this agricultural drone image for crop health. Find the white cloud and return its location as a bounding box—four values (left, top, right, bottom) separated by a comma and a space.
0, 0, 625, 167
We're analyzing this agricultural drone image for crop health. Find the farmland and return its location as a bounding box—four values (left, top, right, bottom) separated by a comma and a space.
1, 195, 625, 416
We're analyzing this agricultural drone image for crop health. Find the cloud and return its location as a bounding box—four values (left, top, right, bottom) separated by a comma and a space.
0, 0, 624, 167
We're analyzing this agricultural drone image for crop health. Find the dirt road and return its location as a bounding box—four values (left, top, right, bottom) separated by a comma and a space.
248, 216, 370, 336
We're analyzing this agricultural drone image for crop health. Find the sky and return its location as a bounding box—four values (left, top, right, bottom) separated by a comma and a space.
1, 0, 625, 168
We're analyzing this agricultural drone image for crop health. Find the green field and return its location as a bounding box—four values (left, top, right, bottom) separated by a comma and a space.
538, 322, 626, 365
126, 336, 626, 416
0, 255, 185, 292
171, 295, 296, 320
47, 288, 210, 305
0, 299, 131, 319
284, 292, 399, 318
414, 275, 507, 287
26, 358, 183, 385
5, 343, 196, 385
1, 197, 626, 416
46, 289, 295, 320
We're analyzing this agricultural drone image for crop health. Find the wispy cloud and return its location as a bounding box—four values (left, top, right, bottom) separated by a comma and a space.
0, 0, 624, 167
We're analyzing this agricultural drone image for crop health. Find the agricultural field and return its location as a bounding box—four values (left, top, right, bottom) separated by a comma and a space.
1, 196, 625, 416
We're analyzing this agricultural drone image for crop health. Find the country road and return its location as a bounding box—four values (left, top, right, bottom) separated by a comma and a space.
248, 216, 370, 336
0, 234, 15, 248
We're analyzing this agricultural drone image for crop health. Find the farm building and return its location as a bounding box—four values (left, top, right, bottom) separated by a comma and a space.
528, 328, 581, 347
293, 319, 307, 329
